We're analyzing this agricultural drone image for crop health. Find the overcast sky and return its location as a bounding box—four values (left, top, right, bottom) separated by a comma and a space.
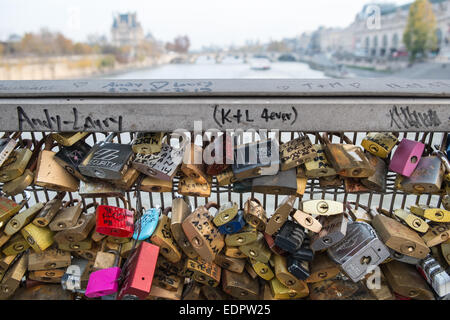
0, 0, 412, 50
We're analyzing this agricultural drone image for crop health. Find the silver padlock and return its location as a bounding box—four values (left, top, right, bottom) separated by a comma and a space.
417, 255, 450, 298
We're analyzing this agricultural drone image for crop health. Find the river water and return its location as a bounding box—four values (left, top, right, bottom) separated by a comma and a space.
110, 61, 328, 79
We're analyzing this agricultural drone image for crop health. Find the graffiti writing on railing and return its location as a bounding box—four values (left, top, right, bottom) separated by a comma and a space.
100, 80, 213, 93
388, 105, 442, 129
17, 106, 123, 131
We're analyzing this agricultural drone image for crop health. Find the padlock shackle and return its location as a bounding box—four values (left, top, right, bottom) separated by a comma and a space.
321, 132, 353, 146
205, 202, 219, 210
162, 206, 172, 216
104, 133, 116, 143
164, 131, 189, 151
27, 137, 47, 172
62, 198, 80, 208
432, 149, 450, 173
83, 201, 99, 212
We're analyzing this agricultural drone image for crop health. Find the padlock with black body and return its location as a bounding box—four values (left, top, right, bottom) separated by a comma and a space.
251, 168, 297, 195
54, 140, 91, 181
274, 220, 305, 253
232, 179, 253, 193
310, 214, 349, 252
286, 257, 310, 281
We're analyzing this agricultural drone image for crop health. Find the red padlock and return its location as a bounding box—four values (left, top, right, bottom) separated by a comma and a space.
96, 197, 134, 238
117, 241, 160, 300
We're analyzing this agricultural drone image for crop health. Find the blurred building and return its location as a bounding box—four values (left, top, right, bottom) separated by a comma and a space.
111, 12, 144, 47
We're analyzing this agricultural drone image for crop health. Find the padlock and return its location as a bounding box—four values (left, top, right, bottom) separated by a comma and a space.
301, 199, 344, 216
152, 268, 183, 292
0, 132, 20, 168
308, 278, 373, 300
120, 239, 140, 259
32, 192, 65, 227
346, 204, 373, 224
239, 232, 272, 263
225, 225, 258, 247
155, 255, 186, 278
266, 235, 289, 257
213, 201, 239, 227
10, 283, 73, 300
0, 233, 11, 249
279, 134, 317, 171
393, 209, 429, 233
133, 207, 160, 241
265, 195, 296, 236
0, 254, 27, 300
181, 143, 208, 184
28, 268, 65, 283
321, 133, 375, 178
54, 140, 91, 181
2, 233, 30, 256
269, 277, 307, 299
232, 138, 279, 180
109, 167, 140, 191
91, 231, 107, 243
53, 203, 96, 244
222, 269, 259, 300
364, 267, 395, 300
417, 255, 450, 297
0, 194, 28, 224
49, 199, 83, 232
232, 179, 253, 193
170, 197, 197, 259
296, 167, 308, 196
182, 202, 224, 263
224, 246, 246, 259
400, 156, 444, 194
75, 241, 101, 261
327, 221, 390, 282
286, 257, 310, 281
205, 133, 233, 176
21, 223, 54, 254
96, 197, 134, 238
78, 179, 125, 198
150, 207, 183, 263
422, 223, 450, 247
292, 209, 322, 233
178, 174, 212, 197
34, 135, 79, 192
245, 262, 259, 280
310, 214, 348, 252
213, 252, 245, 273
292, 245, 314, 262
61, 258, 90, 293
361, 132, 398, 159
2, 167, 35, 196
243, 198, 267, 231
218, 210, 246, 235
0, 254, 17, 281
27, 248, 71, 271
216, 168, 237, 186
273, 254, 309, 293
381, 260, 434, 300
51, 132, 89, 147
132, 134, 186, 181
410, 204, 450, 223
274, 220, 305, 253
389, 248, 421, 265
0, 140, 33, 182
147, 282, 184, 300
343, 178, 370, 193
4, 203, 44, 236
79, 133, 133, 180
182, 281, 203, 300
200, 284, 227, 300
360, 152, 387, 192
250, 258, 274, 281
139, 175, 172, 192
58, 236, 92, 251
319, 175, 343, 188
442, 242, 450, 267
304, 144, 336, 178
368, 206, 429, 259
85, 266, 121, 298
251, 168, 297, 195
184, 257, 221, 287
117, 242, 160, 300
132, 132, 164, 155
389, 138, 425, 177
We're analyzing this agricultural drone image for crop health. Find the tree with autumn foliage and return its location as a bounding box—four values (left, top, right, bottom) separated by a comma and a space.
165, 35, 190, 53
403, 0, 438, 62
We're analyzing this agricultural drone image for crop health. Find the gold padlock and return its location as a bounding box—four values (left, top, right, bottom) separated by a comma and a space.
4, 203, 44, 236
28, 268, 65, 283
21, 223, 54, 253
178, 174, 212, 198
239, 232, 271, 263
269, 277, 307, 299
319, 175, 343, 188
0, 233, 11, 249
0, 195, 28, 224
421, 223, 450, 247
150, 207, 183, 263
265, 195, 296, 236
216, 168, 237, 186
279, 134, 317, 171
200, 285, 228, 300
0, 145, 32, 183
182, 281, 203, 300
33, 192, 66, 227
304, 144, 336, 178
393, 209, 429, 233
0, 254, 17, 282
147, 282, 183, 300
2, 233, 30, 256
58, 237, 92, 251
0, 254, 27, 300
132, 132, 164, 155
153, 268, 183, 291
222, 269, 259, 300
140, 175, 172, 193
109, 167, 140, 191
301, 199, 344, 216
34, 135, 79, 192
120, 239, 140, 258
2, 168, 35, 196
224, 246, 247, 259
250, 258, 275, 281
156, 255, 186, 278
213, 202, 239, 227
184, 257, 221, 287
51, 132, 89, 147
53, 203, 96, 244
181, 143, 208, 184
213, 252, 245, 273
361, 152, 387, 192
296, 171, 307, 196
170, 197, 198, 259
225, 225, 258, 247
182, 202, 224, 263
410, 204, 450, 223
93, 251, 117, 271
243, 198, 267, 231
441, 241, 450, 266
28, 248, 71, 271
49, 199, 83, 231
361, 132, 398, 159
273, 254, 309, 293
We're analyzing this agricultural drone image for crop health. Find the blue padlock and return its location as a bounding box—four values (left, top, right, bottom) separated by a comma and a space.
132, 208, 160, 240
218, 210, 246, 235
446, 135, 450, 159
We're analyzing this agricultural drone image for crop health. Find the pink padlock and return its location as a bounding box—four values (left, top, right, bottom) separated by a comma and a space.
85, 267, 121, 298
389, 139, 425, 177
